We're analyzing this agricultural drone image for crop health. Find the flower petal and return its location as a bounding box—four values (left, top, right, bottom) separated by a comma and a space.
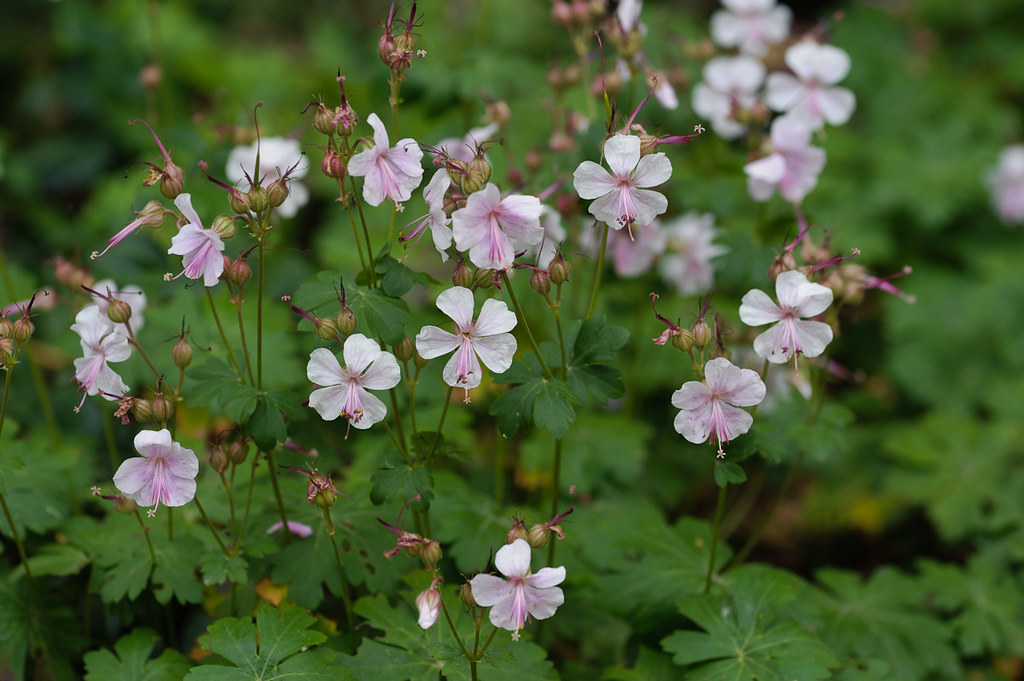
308, 385, 348, 420
674, 402, 714, 444
173, 193, 203, 228
435, 286, 476, 330
473, 298, 517, 336
415, 326, 460, 359
671, 381, 711, 411
739, 288, 783, 326
630, 153, 672, 189
495, 538, 532, 578
792, 319, 833, 358
342, 333, 382, 376
307, 348, 346, 386
572, 161, 617, 200
358, 350, 402, 391
525, 565, 566, 589
603, 134, 641, 177
469, 333, 517, 375
469, 573, 513, 607
349, 388, 387, 429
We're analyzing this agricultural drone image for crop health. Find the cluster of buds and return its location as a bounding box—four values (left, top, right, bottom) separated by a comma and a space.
650, 293, 717, 352
131, 119, 184, 199
0, 315, 15, 367
378, 1, 424, 75
286, 295, 357, 344
379, 518, 442, 569
506, 487, 577, 549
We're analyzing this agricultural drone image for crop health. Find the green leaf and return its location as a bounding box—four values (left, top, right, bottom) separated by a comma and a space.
603, 646, 679, 681
63, 515, 152, 603
348, 287, 410, 346
84, 628, 191, 681
369, 451, 435, 510
246, 395, 288, 452
376, 256, 437, 298
13, 543, 89, 578
152, 535, 204, 605
187, 605, 351, 680
662, 565, 839, 680
713, 460, 746, 487
201, 553, 249, 587
489, 374, 579, 439
563, 317, 629, 405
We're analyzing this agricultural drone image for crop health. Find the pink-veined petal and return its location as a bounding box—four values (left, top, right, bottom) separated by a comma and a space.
631, 153, 672, 189
173, 193, 203, 228
523, 583, 564, 620
672, 381, 712, 411
705, 358, 766, 407
358, 351, 401, 391
469, 333, 517, 375
525, 566, 566, 589
469, 573, 513, 607
349, 388, 387, 429
714, 402, 755, 441
629, 187, 669, 227
792, 319, 833, 358
497, 195, 544, 247
435, 286, 476, 330
473, 298, 517, 336
423, 169, 451, 208
366, 113, 390, 149
572, 161, 617, 200
342, 333, 382, 375
308, 385, 349, 420
487, 584, 526, 631
307, 348, 346, 386
752, 324, 792, 363
495, 538, 532, 578
674, 402, 715, 443
112, 457, 151, 497
415, 326, 460, 359
442, 345, 482, 389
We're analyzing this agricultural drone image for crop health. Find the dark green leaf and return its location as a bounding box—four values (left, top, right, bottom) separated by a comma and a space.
201, 553, 249, 587
14, 543, 89, 578
348, 287, 410, 346
376, 256, 437, 298
84, 628, 192, 681
369, 451, 435, 510
152, 535, 204, 605
490, 376, 578, 439
713, 460, 746, 486
246, 395, 288, 452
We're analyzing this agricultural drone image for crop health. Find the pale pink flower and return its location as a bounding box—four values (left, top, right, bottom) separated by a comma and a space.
739, 270, 834, 364
659, 212, 728, 296
306, 333, 401, 431
71, 305, 131, 409
166, 194, 225, 286
416, 586, 441, 629
348, 113, 424, 206
91, 201, 165, 260
616, 0, 644, 32
400, 169, 453, 261
766, 41, 856, 130
267, 521, 314, 538
415, 286, 517, 399
608, 220, 667, 277
692, 56, 766, 140
451, 184, 543, 271
469, 539, 566, 640
744, 116, 826, 203
711, 0, 792, 57
525, 205, 566, 269
89, 279, 147, 333
986, 145, 1024, 224
572, 134, 671, 232
436, 123, 499, 164
672, 357, 766, 458
226, 137, 309, 218
113, 429, 199, 513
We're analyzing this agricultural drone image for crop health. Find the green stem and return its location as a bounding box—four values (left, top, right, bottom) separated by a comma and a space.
501, 273, 553, 379
381, 418, 410, 464
341, 178, 372, 288
323, 508, 356, 633
405, 361, 418, 435
257, 235, 265, 390
585, 222, 608, 320
728, 450, 805, 570
133, 508, 157, 569
265, 450, 292, 544
439, 595, 471, 659
389, 388, 408, 454
231, 282, 255, 385
425, 385, 454, 462
348, 176, 376, 288
206, 288, 246, 382
236, 457, 258, 547
0, 492, 35, 588
194, 495, 231, 556
546, 438, 563, 566
101, 400, 119, 472
703, 482, 728, 594
220, 471, 238, 552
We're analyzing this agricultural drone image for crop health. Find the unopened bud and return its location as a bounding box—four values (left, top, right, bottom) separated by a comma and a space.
473, 268, 494, 290
416, 588, 441, 629
314, 487, 337, 509
336, 105, 358, 138
313, 105, 336, 135
209, 445, 230, 474
133, 398, 153, 423
530, 269, 551, 296
0, 316, 12, 339
461, 155, 491, 195
226, 258, 252, 286
671, 328, 695, 352
314, 317, 340, 341
229, 439, 250, 465
11, 317, 34, 343
106, 299, 132, 325
152, 392, 174, 424
246, 186, 270, 214
485, 100, 511, 127
267, 177, 290, 209
413, 349, 429, 369
525, 149, 543, 174
638, 133, 659, 157
0, 338, 14, 366
527, 524, 549, 548
692, 320, 713, 349
452, 259, 474, 288
172, 337, 193, 368
378, 32, 396, 66
506, 519, 528, 544
229, 188, 249, 215
139, 200, 167, 228
459, 582, 478, 608
321, 148, 347, 179
551, 0, 573, 26
160, 162, 184, 199
420, 540, 442, 568
336, 306, 357, 336
114, 497, 138, 514
549, 254, 571, 285
394, 336, 414, 362
211, 215, 237, 240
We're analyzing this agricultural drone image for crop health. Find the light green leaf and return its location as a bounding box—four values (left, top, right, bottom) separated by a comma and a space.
84, 628, 192, 681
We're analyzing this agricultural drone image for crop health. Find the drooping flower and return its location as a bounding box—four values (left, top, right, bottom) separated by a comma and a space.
416, 585, 441, 630
226, 137, 310, 218
744, 116, 826, 203
348, 113, 424, 206
739, 269, 834, 364
112, 429, 199, 515
71, 305, 131, 410
469, 539, 566, 640
672, 357, 766, 457
91, 201, 166, 260
88, 279, 148, 333
572, 134, 671, 232
166, 193, 225, 286
765, 41, 856, 130
400, 169, 453, 261
659, 212, 728, 296
451, 184, 543, 271
710, 0, 792, 57
415, 286, 517, 400
691, 56, 766, 140
986, 145, 1024, 224
306, 333, 401, 432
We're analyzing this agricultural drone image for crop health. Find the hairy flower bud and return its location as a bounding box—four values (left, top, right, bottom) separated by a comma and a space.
0, 338, 14, 366
313, 105, 336, 136
452, 259, 474, 288
473, 268, 495, 290
336, 306, 358, 336
267, 177, 290, 209
209, 444, 230, 474
0, 316, 12, 339
225, 257, 252, 286
55, 257, 93, 292
11, 317, 34, 343
506, 518, 528, 544
551, 0, 573, 26
485, 100, 511, 127
114, 496, 138, 515
229, 187, 249, 215
321, 148, 347, 179
692, 320, 713, 350
160, 161, 185, 199
420, 539, 442, 569
394, 335, 414, 362
527, 523, 549, 548
229, 439, 250, 465
210, 214, 237, 240
378, 32, 396, 67
548, 254, 571, 285
461, 155, 492, 195
172, 337, 193, 369
530, 269, 551, 296
525, 149, 543, 174
152, 392, 174, 424
459, 582, 478, 608
313, 486, 337, 509
106, 299, 133, 325
671, 328, 695, 352
314, 316, 340, 341
132, 398, 153, 423
246, 186, 270, 215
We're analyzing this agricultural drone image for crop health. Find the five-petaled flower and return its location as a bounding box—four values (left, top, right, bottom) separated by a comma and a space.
166, 193, 225, 286
672, 357, 766, 458
306, 333, 401, 432
112, 429, 199, 513
710, 0, 792, 57
469, 539, 566, 640
573, 134, 671, 234
348, 113, 424, 206
400, 169, 453, 261
415, 286, 517, 401
451, 184, 544, 271
71, 305, 131, 411
739, 269, 834, 364
765, 41, 856, 131
744, 116, 826, 204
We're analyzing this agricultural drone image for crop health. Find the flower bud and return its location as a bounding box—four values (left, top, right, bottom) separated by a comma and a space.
314, 316, 340, 341
473, 268, 495, 290
267, 177, 290, 209
548, 254, 571, 285
452, 259, 474, 288
394, 335, 414, 362
209, 444, 230, 474
378, 32, 396, 67
485, 100, 511, 127
692, 320, 713, 349
527, 524, 549, 548
336, 306, 358, 336
336, 104, 358, 138
226, 258, 252, 286
313, 105, 336, 135
0, 316, 12, 339
132, 398, 153, 423
172, 337, 193, 368
0, 338, 14, 366
211, 215, 237, 240
160, 161, 185, 199
246, 186, 270, 214
313, 487, 337, 509
638, 132, 659, 157
105, 299, 132, 325
419, 539, 442, 569
229, 439, 250, 465
416, 588, 441, 629
459, 582, 478, 608
506, 518, 528, 544
139, 200, 167, 228
229, 187, 249, 215
551, 0, 572, 26
55, 257, 92, 292
549, 130, 575, 153
461, 155, 492, 195
525, 149, 543, 174
114, 496, 138, 515
321, 148, 347, 179
413, 349, 429, 369
671, 328, 695, 352
11, 317, 34, 343
152, 392, 174, 424
530, 269, 551, 296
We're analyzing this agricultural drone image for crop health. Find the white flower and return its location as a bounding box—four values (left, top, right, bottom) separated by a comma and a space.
113, 429, 199, 512
609, 220, 667, 277
306, 334, 401, 431
400, 169, 453, 261
167, 194, 225, 287
659, 212, 728, 296
765, 41, 856, 130
348, 113, 424, 206
525, 205, 567, 269
672, 357, 766, 458
692, 56, 766, 140
226, 137, 310, 218
71, 305, 131, 409
469, 539, 566, 640
573, 134, 671, 231
744, 116, 826, 203
451, 184, 543, 271
711, 0, 792, 57
436, 123, 499, 164
415, 286, 517, 399
739, 270, 834, 364
986, 145, 1024, 224
416, 587, 441, 630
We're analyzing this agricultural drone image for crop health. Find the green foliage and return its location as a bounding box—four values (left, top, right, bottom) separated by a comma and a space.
490, 356, 580, 439
662, 565, 839, 680
188, 605, 351, 680
84, 628, 192, 681
369, 450, 435, 510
